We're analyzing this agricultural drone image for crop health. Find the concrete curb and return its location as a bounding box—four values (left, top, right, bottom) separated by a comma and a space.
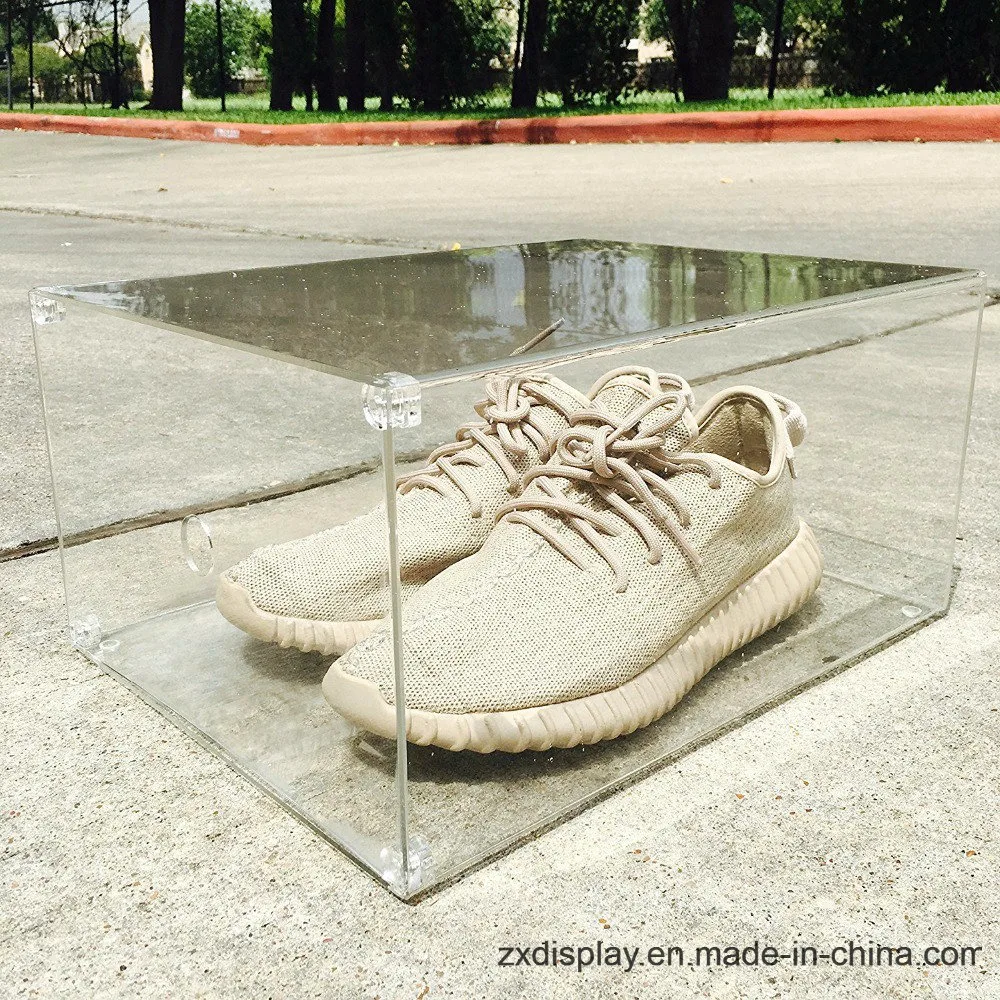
1, 103, 999, 146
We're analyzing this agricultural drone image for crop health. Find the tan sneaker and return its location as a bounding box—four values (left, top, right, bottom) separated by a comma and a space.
216, 372, 590, 655
323, 366, 823, 753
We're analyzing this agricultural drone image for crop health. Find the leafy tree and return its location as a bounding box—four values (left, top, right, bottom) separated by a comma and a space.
344, 0, 364, 109
730, 0, 829, 46
9, 43, 64, 99
251, 8, 272, 73
1, 0, 58, 48
644, 0, 738, 100
313, 0, 339, 110
368, 0, 402, 110
270, 0, 309, 109
546, 0, 642, 105
815, 0, 999, 95
403, 0, 511, 109
944, 0, 1000, 91
184, 0, 268, 97
816, 0, 938, 94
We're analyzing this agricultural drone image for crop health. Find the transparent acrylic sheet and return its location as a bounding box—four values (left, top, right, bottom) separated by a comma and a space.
31, 310, 411, 886
41, 241, 958, 383
391, 275, 983, 894
30, 248, 982, 898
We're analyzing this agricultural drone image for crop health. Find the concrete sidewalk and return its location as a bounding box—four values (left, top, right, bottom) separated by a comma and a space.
1, 134, 998, 999
4, 132, 1000, 279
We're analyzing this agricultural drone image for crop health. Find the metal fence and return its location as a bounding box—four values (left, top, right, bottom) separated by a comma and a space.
634, 52, 819, 95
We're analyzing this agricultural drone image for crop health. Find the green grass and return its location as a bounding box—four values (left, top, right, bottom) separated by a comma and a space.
6, 88, 999, 124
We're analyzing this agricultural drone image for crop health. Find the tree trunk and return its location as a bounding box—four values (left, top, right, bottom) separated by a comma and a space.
369, 0, 399, 111
666, 0, 736, 102
687, 0, 736, 100
270, 0, 304, 111
344, 0, 366, 111
511, 0, 547, 109
314, 0, 338, 111
147, 0, 185, 110
512, 0, 526, 80
408, 0, 446, 110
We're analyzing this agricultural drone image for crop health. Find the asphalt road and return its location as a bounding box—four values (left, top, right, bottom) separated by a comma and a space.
1, 132, 998, 1000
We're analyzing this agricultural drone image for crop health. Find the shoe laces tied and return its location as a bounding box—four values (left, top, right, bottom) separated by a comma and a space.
496, 392, 720, 592
397, 375, 577, 517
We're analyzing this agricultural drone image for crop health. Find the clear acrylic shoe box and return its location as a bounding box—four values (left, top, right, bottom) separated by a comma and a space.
31, 241, 984, 899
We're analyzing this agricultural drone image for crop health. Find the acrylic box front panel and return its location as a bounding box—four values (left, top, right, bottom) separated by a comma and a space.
390, 274, 982, 892
33, 298, 417, 886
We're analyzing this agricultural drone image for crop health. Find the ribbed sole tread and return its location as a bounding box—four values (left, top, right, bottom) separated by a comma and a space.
324, 520, 825, 754
215, 575, 380, 656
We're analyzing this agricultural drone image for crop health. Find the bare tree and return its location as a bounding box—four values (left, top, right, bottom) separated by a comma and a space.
50, 0, 132, 107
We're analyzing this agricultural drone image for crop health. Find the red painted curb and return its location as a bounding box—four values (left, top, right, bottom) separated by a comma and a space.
1, 104, 999, 146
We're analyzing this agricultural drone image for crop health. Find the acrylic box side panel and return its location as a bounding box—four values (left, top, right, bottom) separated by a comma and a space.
702, 275, 982, 615
33, 297, 351, 628
30, 293, 420, 887
393, 274, 982, 892
536, 274, 982, 610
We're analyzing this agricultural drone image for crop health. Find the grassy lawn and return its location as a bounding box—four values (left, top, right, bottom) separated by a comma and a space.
6, 89, 999, 124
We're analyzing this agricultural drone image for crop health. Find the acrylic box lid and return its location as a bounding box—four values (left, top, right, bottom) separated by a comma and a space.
40, 240, 963, 385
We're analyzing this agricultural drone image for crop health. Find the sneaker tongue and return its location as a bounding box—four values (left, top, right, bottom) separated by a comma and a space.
589, 367, 699, 453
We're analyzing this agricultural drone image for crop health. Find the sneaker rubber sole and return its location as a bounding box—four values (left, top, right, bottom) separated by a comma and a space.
323, 519, 824, 753
215, 574, 380, 656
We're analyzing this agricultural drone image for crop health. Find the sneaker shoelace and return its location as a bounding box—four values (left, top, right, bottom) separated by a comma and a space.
397, 376, 578, 517
495, 391, 719, 592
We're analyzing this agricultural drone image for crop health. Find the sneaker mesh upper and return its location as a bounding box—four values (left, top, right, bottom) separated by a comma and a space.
225, 373, 589, 622
338, 371, 802, 714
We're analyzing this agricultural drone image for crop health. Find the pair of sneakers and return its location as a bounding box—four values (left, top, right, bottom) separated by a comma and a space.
217, 365, 823, 754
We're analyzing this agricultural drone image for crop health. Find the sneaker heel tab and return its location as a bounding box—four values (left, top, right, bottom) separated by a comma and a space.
772, 393, 808, 448
759, 391, 804, 480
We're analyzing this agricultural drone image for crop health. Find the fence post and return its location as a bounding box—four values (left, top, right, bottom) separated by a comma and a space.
26, 0, 33, 110
215, 0, 226, 111
767, 0, 786, 99
4, 0, 12, 110
111, 0, 121, 108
